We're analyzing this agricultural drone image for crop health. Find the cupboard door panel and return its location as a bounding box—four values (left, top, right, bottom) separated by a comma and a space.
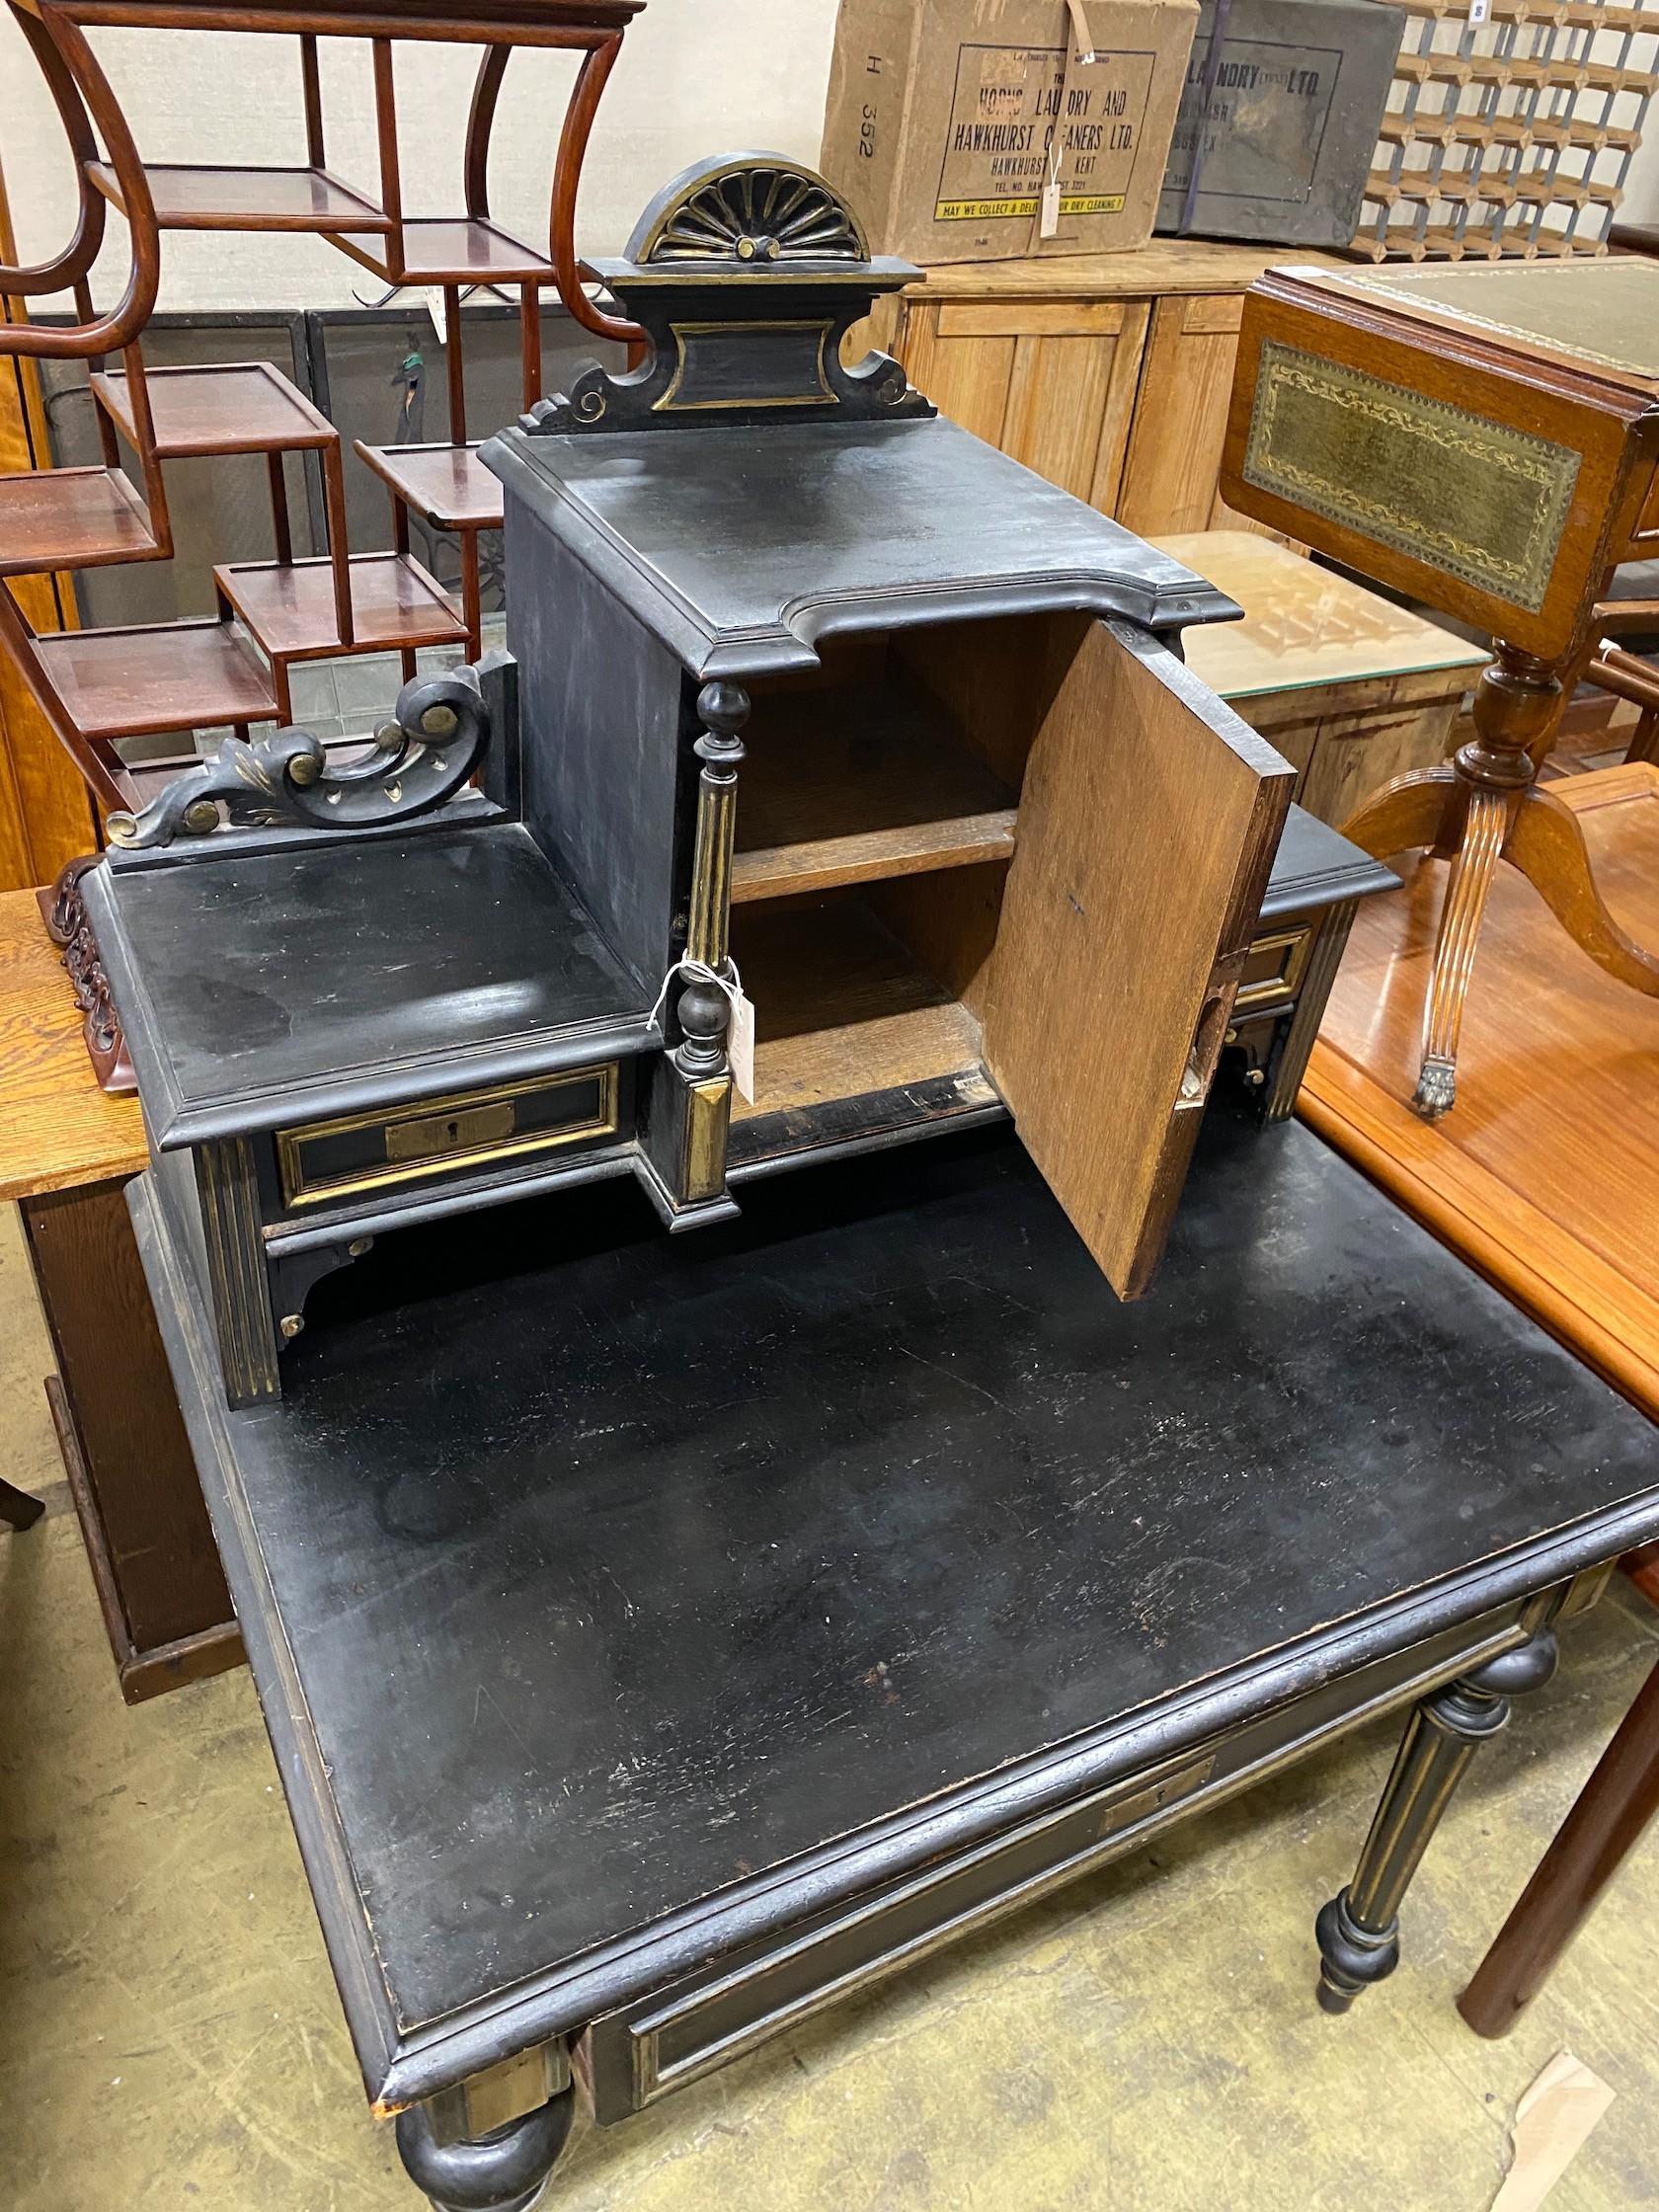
1116, 296, 1245, 536
983, 617, 1293, 1299
902, 307, 1017, 448
1002, 312, 1149, 506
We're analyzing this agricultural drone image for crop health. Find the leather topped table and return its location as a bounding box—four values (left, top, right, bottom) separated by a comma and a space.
1299, 759, 1659, 2041
132, 1104, 1659, 2208
1300, 761, 1659, 1419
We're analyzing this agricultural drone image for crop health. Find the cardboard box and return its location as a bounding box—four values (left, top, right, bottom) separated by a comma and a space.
821, 0, 1200, 263
1155, 0, 1405, 246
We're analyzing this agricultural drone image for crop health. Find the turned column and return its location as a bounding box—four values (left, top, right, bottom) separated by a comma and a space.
640, 680, 748, 1220
1316, 1626, 1558, 2014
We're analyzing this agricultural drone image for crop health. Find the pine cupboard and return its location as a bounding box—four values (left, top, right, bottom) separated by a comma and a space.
861, 239, 1348, 533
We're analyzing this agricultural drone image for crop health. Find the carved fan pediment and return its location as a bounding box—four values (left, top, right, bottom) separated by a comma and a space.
631, 159, 869, 267
515, 154, 929, 435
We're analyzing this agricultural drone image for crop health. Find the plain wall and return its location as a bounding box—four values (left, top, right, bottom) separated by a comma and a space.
0, 0, 843, 313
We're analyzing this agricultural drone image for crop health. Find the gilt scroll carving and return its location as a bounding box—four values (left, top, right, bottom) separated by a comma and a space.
106, 666, 493, 851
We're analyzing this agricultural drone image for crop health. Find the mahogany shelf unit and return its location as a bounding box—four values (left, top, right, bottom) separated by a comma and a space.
36, 0, 648, 356
94, 360, 356, 644
0, 0, 647, 832
355, 441, 504, 660
0, 463, 162, 577
213, 551, 466, 720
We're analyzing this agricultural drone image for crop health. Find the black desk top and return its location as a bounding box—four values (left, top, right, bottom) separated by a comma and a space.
136, 1113, 1659, 2108
486, 415, 1242, 680
87, 824, 658, 1146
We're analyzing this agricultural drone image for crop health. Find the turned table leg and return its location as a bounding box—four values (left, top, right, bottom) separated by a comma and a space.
396, 2086, 574, 2211
1340, 641, 1659, 1120
1316, 1627, 1558, 2014
1460, 1646, 1659, 2037
1414, 785, 1510, 1117
1404, 646, 1554, 1120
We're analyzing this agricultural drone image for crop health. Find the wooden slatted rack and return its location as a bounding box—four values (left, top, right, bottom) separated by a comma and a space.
1353, 0, 1658, 258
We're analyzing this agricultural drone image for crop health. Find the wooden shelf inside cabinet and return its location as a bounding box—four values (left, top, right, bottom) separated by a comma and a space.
732, 682, 1018, 906
729, 896, 989, 1127
87, 161, 390, 235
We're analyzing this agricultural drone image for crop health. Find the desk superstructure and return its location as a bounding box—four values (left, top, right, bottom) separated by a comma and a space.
78, 155, 1334, 1406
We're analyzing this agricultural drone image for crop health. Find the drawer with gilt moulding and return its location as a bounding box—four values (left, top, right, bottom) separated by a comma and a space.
276, 1064, 621, 1210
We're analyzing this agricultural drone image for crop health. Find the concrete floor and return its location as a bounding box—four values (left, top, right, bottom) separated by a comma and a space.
3, 1202, 1659, 2211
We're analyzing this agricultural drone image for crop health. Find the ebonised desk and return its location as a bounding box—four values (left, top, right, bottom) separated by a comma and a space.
132, 1109, 1659, 2209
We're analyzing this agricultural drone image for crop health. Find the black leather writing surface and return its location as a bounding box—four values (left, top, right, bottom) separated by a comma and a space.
210, 1115, 1654, 2034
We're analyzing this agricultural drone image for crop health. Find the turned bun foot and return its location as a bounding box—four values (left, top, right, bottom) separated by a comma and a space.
1315, 1889, 1399, 2014
396, 2086, 574, 2212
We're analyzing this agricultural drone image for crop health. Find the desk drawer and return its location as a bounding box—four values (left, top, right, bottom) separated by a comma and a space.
1234, 922, 1313, 1017
276, 1065, 620, 1208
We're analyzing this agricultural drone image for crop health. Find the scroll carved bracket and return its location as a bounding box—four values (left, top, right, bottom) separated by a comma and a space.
106, 666, 494, 852
40, 852, 135, 1095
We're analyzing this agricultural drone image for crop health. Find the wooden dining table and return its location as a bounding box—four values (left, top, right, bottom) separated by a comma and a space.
1300, 757, 1659, 2035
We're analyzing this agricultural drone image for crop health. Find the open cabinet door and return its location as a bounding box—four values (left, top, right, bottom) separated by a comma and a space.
983, 616, 1294, 1300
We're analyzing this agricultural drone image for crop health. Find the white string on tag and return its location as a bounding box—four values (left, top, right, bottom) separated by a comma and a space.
648, 956, 756, 1104
1040, 137, 1064, 239
1037, 0, 1098, 244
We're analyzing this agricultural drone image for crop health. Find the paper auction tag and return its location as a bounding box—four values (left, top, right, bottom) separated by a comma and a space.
427, 287, 448, 346
1040, 141, 1064, 237
727, 984, 755, 1104
646, 956, 754, 1103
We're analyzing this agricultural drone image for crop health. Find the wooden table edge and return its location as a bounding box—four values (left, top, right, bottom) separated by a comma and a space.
1298, 1042, 1659, 1425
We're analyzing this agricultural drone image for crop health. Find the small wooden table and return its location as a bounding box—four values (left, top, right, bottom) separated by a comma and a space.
1300, 759, 1659, 2030
1301, 761, 1659, 1416
0, 887, 240, 1699
1153, 532, 1488, 827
